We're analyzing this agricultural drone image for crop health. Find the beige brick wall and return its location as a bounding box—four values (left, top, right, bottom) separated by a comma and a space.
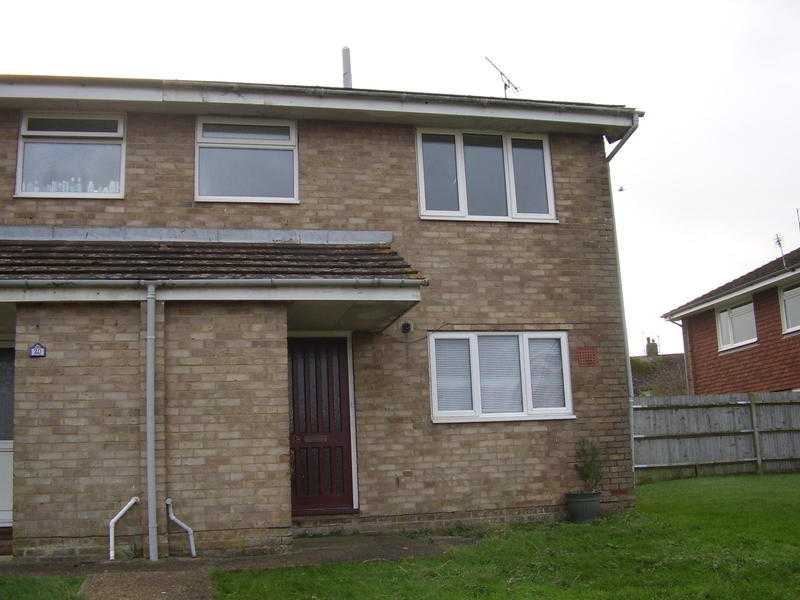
13, 303, 144, 558
164, 302, 290, 554
12, 301, 291, 558
3, 108, 633, 552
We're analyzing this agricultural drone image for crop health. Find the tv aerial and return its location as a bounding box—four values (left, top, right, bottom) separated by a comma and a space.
485, 57, 520, 98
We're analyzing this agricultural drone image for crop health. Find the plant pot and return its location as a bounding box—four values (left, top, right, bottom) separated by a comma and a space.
565, 491, 601, 523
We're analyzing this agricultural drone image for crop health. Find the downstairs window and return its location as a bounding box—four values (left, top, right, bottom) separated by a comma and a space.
428, 331, 574, 423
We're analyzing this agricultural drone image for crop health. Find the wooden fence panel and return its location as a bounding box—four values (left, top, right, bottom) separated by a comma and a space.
633, 391, 800, 483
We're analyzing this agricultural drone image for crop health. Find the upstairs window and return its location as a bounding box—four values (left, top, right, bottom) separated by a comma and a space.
717, 302, 757, 350
428, 331, 573, 423
416, 129, 555, 222
195, 117, 298, 203
16, 113, 125, 198
780, 285, 800, 334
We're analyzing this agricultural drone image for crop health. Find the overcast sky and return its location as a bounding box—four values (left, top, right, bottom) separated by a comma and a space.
2, 0, 799, 355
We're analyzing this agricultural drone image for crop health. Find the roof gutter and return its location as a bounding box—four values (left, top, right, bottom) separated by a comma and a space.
0, 277, 428, 288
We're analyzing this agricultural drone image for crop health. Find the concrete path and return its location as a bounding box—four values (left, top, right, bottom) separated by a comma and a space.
1, 533, 478, 599
81, 571, 212, 600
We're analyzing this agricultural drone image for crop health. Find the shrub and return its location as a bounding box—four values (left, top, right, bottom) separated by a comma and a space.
575, 439, 602, 492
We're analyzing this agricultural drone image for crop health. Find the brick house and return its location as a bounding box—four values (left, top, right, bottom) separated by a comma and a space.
630, 338, 687, 397
663, 246, 800, 394
0, 75, 641, 559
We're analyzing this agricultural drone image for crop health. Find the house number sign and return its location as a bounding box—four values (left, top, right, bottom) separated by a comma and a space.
28, 342, 46, 358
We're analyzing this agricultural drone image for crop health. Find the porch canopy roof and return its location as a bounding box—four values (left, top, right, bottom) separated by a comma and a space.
0, 226, 427, 332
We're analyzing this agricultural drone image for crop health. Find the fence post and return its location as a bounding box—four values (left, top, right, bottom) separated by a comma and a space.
748, 393, 763, 474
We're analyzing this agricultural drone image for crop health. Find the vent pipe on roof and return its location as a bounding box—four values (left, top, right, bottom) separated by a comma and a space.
342, 47, 352, 88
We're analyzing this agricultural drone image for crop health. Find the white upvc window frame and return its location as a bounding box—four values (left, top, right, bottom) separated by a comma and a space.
716, 300, 758, 351
415, 129, 557, 223
428, 331, 574, 423
194, 116, 299, 204
779, 284, 800, 335
15, 111, 126, 199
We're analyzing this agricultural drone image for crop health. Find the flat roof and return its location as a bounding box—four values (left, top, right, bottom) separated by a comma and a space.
0, 74, 643, 141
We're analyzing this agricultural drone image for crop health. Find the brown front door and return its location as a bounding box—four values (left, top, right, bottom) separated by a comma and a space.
289, 338, 354, 516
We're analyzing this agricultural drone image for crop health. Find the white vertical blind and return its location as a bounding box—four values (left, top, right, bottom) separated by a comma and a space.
529, 338, 566, 409
430, 332, 572, 421
478, 335, 523, 413
785, 287, 800, 330
719, 302, 756, 347
434, 338, 473, 412
718, 310, 733, 345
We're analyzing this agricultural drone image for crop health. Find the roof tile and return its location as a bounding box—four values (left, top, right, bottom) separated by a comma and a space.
664, 246, 800, 318
0, 240, 424, 282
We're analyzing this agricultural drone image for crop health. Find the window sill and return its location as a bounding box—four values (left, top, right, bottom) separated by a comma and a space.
195, 196, 300, 204
718, 339, 758, 354
782, 326, 800, 336
432, 413, 576, 424
420, 214, 558, 224
15, 194, 124, 200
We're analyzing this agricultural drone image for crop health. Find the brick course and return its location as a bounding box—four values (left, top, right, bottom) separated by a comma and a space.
3, 108, 634, 556
685, 288, 800, 393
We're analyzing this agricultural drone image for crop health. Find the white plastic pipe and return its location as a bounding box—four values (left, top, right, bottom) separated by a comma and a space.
165, 498, 196, 557
109, 496, 139, 560
145, 285, 158, 561
606, 113, 639, 161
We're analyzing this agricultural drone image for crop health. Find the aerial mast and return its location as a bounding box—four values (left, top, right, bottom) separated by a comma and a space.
485, 57, 520, 98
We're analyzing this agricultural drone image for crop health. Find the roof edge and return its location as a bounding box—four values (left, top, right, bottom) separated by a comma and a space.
662, 266, 800, 321
0, 75, 642, 135
0, 74, 643, 118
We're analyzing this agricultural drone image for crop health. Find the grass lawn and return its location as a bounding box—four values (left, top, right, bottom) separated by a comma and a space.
0, 575, 83, 600
214, 474, 800, 599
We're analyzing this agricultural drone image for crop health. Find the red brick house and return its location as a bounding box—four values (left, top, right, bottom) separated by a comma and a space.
0, 75, 641, 559
663, 246, 800, 394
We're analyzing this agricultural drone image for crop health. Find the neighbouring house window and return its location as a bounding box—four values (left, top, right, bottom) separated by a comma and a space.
16, 113, 125, 198
717, 302, 757, 350
416, 129, 555, 222
781, 285, 800, 333
428, 331, 573, 422
195, 117, 298, 203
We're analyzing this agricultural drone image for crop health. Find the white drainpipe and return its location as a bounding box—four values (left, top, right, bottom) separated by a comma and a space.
165, 498, 196, 557
145, 284, 158, 561
606, 113, 640, 162
109, 496, 140, 560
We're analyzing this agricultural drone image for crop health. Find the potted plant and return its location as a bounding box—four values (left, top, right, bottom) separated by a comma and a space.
566, 439, 602, 523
